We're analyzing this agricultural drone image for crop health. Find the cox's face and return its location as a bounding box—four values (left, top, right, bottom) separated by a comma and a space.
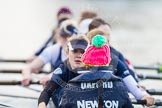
67, 49, 85, 69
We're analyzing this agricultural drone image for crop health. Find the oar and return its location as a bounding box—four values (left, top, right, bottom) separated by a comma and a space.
0, 93, 37, 100
0, 80, 40, 85
137, 74, 162, 80
21, 86, 42, 92
134, 65, 162, 73
2, 58, 162, 72
147, 89, 162, 95
0, 69, 49, 74
0, 59, 27, 63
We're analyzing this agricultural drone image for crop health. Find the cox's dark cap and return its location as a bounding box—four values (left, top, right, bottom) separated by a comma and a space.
68, 39, 88, 51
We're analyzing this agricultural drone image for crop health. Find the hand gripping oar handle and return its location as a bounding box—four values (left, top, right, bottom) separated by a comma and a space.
147, 89, 162, 95
0, 69, 49, 74
132, 99, 162, 106
0, 80, 40, 85
0, 59, 27, 63
137, 74, 162, 80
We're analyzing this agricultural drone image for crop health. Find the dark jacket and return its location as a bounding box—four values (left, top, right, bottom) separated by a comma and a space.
59, 67, 133, 108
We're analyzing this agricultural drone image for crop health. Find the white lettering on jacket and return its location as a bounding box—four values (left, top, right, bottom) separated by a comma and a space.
77, 100, 119, 108
81, 81, 113, 89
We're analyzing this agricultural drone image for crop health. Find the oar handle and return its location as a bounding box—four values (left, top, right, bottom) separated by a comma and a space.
0, 80, 40, 85
132, 100, 147, 105
30, 80, 40, 84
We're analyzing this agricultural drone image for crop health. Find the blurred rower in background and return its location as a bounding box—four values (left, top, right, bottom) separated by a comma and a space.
28, 6, 73, 62
78, 10, 97, 34
21, 20, 78, 86
88, 18, 139, 82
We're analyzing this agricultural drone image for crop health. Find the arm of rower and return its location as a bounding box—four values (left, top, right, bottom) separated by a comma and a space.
40, 73, 53, 87
38, 80, 60, 106
38, 67, 65, 106
116, 60, 148, 99
123, 75, 155, 106
21, 58, 45, 86
22, 57, 45, 75
35, 33, 54, 56
117, 52, 139, 82
123, 75, 148, 100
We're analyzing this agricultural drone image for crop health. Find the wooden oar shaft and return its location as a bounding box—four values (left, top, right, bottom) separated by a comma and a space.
0, 80, 40, 85
0, 69, 49, 74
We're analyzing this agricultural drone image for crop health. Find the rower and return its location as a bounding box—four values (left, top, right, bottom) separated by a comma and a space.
38, 35, 89, 108
59, 35, 134, 108
28, 6, 73, 61
78, 10, 97, 34
21, 20, 78, 86
88, 18, 139, 82
86, 29, 155, 107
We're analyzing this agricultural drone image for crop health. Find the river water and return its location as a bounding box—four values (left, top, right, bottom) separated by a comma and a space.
0, 0, 162, 108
